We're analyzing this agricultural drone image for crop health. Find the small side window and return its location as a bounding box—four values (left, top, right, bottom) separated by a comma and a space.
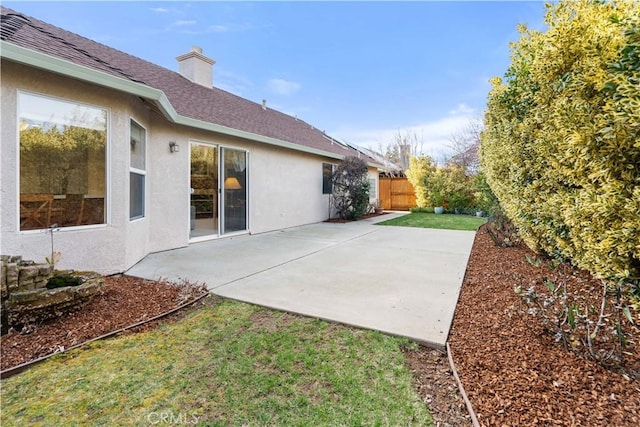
322, 163, 333, 194
129, 120, 146, 220
368, 177, 377, 200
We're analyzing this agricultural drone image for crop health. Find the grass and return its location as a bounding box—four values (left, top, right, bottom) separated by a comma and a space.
377, 212, 487, 231
0, 298, 432, 426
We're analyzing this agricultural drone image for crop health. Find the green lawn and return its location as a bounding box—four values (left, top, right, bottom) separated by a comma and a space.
377, 212, 487, 231
1, 298, 432, 426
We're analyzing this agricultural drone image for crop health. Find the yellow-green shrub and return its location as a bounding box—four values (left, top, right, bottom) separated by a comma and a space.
481, 0, 640, 285
406, 156, 476, 209
406, 156, 437, 207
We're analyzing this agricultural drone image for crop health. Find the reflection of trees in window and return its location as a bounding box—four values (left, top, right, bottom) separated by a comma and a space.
190, 145, 216, 176
19, 96, 107, 230
130, 120, 146, 220
225, 149, 245, 173
20, 125, 106, 195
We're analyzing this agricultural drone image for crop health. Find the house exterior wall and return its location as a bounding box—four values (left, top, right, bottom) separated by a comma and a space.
138, 119, 190, 255
147, 125, 336, 241
1, 61, 143, 274
249, 145, 334, 234
1, 60, 361, 274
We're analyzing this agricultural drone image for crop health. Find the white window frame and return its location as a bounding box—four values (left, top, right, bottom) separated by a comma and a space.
16, 90, 110, 232
129, 118, 147, 221
188, 139, 250, 242
322, 162, 335, 195
368, 176, 377, 202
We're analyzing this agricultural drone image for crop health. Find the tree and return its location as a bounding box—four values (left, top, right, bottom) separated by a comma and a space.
446, 118, 483, 174
406, 156, 437, 208
331, 156, 371, 220
481, 0, 640, 287
371, 129, 425, 171
383, 143, 402, 169
406, 156, 475, 210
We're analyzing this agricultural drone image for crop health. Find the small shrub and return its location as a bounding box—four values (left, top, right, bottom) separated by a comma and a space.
516, 277, 636, 371
406, 156, 437, 208
485, 207, 522, 248
331, 156, 371, 220
449, 192, 471, 212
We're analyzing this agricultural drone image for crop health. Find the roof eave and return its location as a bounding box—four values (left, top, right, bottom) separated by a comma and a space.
1, 41, 175, 118
1, 41, 375, 165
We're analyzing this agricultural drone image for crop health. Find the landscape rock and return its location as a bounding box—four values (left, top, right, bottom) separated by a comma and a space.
1, 255, 104, 329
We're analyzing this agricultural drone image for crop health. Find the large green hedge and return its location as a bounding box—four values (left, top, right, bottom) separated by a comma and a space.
481, 0, 640, 285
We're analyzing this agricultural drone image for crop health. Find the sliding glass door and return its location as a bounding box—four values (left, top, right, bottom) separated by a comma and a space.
190, 142, 247, 240
221, 148, 247, 234
190, 143, 218, 238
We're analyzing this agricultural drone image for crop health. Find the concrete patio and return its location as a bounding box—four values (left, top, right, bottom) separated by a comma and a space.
126, 213, 476, 348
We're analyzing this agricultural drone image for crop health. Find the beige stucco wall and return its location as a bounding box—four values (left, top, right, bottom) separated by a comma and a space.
1, 61, 140, 273
250, 145, 334, 233
149, 126, 336, 241
1, 60, 372, 274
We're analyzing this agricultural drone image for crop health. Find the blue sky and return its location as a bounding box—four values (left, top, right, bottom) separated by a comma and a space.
5, 1, 546, 158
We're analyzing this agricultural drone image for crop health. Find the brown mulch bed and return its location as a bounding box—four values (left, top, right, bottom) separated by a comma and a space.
1, 276, 207, 371
445, 225, 639, 426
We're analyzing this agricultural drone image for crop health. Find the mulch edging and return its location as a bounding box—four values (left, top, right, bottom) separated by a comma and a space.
448, 226, 639, 426
1, 290, 209, 379
1, 276, 208, 374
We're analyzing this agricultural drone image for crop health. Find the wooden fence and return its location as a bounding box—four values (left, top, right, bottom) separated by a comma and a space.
379, 177, 416, 211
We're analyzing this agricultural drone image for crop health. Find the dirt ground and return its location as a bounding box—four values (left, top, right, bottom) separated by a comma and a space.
2, 225, 638, 426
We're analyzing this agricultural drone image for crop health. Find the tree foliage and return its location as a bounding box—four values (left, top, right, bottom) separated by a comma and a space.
371, 129, 424, 170
481, 0, 640, 288
20, 125, 105, 194
447, 117, 483, 174
332, 156, 371, 220
406, 156, 437, 208
406, 156, 477, 211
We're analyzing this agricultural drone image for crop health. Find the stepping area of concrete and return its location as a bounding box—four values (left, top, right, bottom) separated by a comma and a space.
126, 213, 476, 348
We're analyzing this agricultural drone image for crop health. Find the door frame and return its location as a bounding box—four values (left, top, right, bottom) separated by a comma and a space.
188, 139, 249, 243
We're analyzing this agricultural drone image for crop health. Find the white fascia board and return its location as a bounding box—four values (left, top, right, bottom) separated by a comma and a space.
1, 41, 175, 118
174, 115, 346, 161
0, 41, 380, 168
1, 41, 370, 165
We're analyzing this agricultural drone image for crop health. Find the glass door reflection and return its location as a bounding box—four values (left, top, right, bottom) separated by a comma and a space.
221, 148, 247, 234
190, 143, 218, 238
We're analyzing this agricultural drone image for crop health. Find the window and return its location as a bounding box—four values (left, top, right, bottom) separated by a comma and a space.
368, 177, 377, 201
129, 120, 146, 220
322, 163, 334, 194
18, 93, 107, 231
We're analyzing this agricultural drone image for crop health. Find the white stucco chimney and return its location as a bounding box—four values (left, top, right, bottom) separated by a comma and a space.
176, 46, 215, 87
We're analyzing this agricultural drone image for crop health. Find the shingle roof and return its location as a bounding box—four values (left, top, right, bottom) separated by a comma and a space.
1, 7, 375, 162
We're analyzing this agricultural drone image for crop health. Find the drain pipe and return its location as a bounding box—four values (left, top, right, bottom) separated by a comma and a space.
1, 292, 210, 380
446, 342, 480, 427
